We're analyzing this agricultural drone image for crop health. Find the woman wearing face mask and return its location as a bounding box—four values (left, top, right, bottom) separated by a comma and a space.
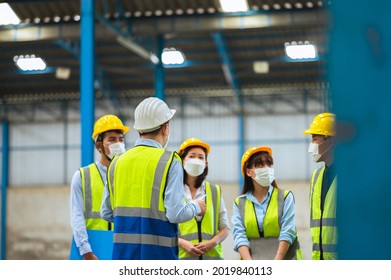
177, 138, 230, 260
231, 146, 302, 260
70, 114, 129, 260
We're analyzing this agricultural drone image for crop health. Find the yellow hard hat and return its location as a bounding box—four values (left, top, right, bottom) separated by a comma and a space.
92, 114, 130, 140
241, 146, 272, 176
303, 112, 336, 136
178, 138, 211, 156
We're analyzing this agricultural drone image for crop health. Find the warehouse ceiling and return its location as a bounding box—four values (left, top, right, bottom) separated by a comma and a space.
0, 0, 330, 119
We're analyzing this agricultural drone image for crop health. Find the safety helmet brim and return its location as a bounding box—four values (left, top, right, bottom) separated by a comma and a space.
134, 109, 176, 133
92, 114, 130, 140
241, 146, 273, 176
178, 137, 211, 156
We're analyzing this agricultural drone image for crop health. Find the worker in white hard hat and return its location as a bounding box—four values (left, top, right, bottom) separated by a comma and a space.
303, 112, 337, 260
100, 97, 206, 260
70, 114, 129, 260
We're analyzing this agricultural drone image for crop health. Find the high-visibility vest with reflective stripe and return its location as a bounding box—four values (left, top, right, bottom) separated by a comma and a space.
80, 164, 111, 230
310, 166, 337, 260
108, 145, 181, 260
178, 182, 223, 260
235, 188, 302, 260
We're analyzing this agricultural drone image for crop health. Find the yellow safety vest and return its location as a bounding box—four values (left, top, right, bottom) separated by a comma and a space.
235, 188, 302, 260
80, 163, 111, 230
178, 182, 224, 260
108, 145, 181, 259
310, 166, 338, 260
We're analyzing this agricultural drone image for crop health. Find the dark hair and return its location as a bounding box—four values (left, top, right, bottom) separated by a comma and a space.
139, 121, 168, 136
180, 145, 208, 188
241, 151, 278, 195
96, 129, 124, 142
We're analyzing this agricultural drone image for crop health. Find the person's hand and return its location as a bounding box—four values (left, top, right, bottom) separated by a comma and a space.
83, 252, 98, 260
196, 199, 206, 216
194, 240, 215, 254
180, 239, 205, 256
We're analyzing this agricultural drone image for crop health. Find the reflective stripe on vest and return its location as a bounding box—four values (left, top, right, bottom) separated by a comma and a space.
80, 164, 111, 230
108, 146, 180, 259
235, 188, 302, 260
178, 182, 224, 260
310, 166, 338, 260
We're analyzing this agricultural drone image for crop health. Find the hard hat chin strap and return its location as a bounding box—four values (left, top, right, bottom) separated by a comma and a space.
96, 138, 113, 162
102, 150, 112, 162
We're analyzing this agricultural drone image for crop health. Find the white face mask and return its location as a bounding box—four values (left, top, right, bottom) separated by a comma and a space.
184, 158, 205, 177
308, 142, 321, 162
253, 167, 275, 187
107, 142, 126, 159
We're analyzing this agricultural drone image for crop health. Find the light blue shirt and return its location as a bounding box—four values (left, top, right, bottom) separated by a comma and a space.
70, 161, 107, 256
231, 186, 297, 252
100, 138, 201, 223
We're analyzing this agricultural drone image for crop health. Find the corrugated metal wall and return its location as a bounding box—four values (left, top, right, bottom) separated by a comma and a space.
1, 104, 323, 187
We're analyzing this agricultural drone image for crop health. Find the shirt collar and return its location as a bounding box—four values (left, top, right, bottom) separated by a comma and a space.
247, 185, 273, 204
135, 138, 162, 148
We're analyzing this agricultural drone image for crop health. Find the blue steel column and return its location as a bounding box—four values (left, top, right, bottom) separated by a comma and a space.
80, 0, 95, 166
1, 120, 9, 260
330, 1, 391, 259
155, 35, 165, 100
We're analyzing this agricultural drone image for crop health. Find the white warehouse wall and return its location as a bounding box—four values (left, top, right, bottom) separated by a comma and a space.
1, 112, 323, 187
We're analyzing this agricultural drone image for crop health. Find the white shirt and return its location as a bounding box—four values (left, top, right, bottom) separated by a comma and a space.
184, 181, 230, 229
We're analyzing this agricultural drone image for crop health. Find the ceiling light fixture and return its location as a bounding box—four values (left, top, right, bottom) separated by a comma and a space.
162, 48, 185, 65
0, 3, 21, 25
14, 55, 47, 71
285, 41, 318, 60
219, 0, 249, 12
253, 61, 269, 74
117, 35, 159, 64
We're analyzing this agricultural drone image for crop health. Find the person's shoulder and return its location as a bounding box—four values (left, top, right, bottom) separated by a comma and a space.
277, 188, 295, 200
233, 194, 246, 206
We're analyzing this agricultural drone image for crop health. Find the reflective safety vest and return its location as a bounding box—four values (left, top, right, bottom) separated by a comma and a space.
108, 145, 181, 260
178, 182, 224, 260
80, 164, 111, 230
235, 188, 302, 260
310, 166, 337, 260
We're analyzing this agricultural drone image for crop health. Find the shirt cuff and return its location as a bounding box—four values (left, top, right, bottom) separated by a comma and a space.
191, 200, 201, 215
79, 242, 92, 256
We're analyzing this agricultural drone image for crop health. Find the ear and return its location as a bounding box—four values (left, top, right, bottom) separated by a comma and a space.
162, 122, 169, 135
95, 142, 102, 152
245, 168, 253, 177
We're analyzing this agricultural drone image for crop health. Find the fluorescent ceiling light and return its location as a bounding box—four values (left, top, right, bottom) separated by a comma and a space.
55, 67, 71, 80
285, 41, 318, 60
14, 55, 47, 71
162, 48, 185, 65
219, 0, 249, 12
0, 3, 21, 25
116, 35, 159, 64
253, 61, 269, 74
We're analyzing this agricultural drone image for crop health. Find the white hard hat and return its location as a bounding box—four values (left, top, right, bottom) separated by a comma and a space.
134, 97, 176, 133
